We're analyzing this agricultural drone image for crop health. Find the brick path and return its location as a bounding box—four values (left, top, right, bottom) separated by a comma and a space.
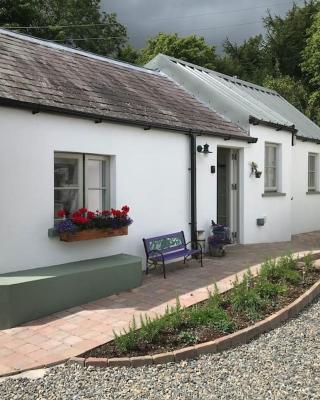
0, 231, 320, 377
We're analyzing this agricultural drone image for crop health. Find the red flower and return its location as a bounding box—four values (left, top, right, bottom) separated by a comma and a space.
111, 209, 122, 218
78, 207, 88, 214
102, 209, 111, 216
72, 211, 81, 218
87, 211, 95, 219
72, 216, 89, 224
57, 209, 66, 218
121, 205, 130, 214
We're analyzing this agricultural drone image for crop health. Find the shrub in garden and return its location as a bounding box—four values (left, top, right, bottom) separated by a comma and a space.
186, 304, 234, 332
276, 253, 301, 284
139, 314, 168, 343
113, 316, 138, 353
304, 253, 315, 271
260, 254, 301, 284
178, 331, 198, 345
230, 271, 265, 320
255, 274, 287, 300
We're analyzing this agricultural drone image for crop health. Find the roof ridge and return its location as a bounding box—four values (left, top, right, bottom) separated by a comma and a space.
0, 28, 158, 76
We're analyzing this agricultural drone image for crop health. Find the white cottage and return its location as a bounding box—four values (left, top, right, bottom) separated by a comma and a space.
146, 54, 320, 245
0, 29, 251, 280
2, 30, 261, 327
1, 31, 319, 327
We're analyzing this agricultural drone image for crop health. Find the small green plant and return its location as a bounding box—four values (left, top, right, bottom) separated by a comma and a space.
207, 283, 222, 307
166, 296, 184, 330
178, 331, 197, 345
260, 254, 301, 284
186, 298, 234, 333
113, 316, 138, 353
139, 314, 167, 343
230, 271, 265, 320
255, 274, 287, 300
304, 253, 315, 271
260, 258, 278, 281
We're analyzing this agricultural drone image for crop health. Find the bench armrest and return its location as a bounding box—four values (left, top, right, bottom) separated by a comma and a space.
185, 241, 203, 251
147, 249, 165, 262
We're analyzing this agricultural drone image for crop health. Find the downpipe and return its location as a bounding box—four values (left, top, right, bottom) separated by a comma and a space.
190, 134, 198, 249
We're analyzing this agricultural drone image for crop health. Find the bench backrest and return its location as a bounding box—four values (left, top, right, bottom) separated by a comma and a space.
143, 231, 186, 256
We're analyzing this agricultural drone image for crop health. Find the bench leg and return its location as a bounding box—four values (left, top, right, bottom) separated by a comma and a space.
146, 262, 149, 275
200, 250, 203, 267
163, 261, 166, 279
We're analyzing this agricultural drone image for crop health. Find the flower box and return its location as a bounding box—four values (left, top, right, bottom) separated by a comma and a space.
55, 205, 132, 242
60, 226, 128, 242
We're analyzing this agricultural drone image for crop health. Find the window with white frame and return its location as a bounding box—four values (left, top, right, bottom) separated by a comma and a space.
54, 153, 110, 218
264, 143, 278, 192
308, 153, 318, 192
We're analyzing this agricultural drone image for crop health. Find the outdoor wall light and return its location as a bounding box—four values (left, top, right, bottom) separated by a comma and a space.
197, 143, 212, 154
250, 161, 262, 178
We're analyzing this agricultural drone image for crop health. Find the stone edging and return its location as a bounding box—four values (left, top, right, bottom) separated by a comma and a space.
70, 278, 320, 369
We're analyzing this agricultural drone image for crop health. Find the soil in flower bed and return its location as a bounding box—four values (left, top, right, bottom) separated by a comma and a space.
82, 255, 320, 359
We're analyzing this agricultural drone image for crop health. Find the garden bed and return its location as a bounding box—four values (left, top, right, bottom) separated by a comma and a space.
82, 253, 320, 359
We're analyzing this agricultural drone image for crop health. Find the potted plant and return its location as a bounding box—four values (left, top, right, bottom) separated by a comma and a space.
250, 162, 262, 178
55, 206, 132, 242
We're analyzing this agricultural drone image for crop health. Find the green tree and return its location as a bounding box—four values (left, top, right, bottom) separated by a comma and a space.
219, 35, 271, 84
263, 75, 309, 113
263, 0, 320, 80
118, 44, 140, 65
0, 0, 128, 57
301, 11, 320, 86
301, 11, 320, 124
138, 32, 218, 68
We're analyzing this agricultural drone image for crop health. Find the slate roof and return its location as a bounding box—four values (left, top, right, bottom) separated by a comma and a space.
0, 29, 252, 141
146, 54, 320, 141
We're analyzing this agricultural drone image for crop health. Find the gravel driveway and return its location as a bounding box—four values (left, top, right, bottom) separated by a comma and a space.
2, 298, 320, 400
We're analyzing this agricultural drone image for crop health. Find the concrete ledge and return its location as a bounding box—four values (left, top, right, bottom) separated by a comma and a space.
0, 254, 142, 329
78, 278, 320, 369
262, 192, 286, 197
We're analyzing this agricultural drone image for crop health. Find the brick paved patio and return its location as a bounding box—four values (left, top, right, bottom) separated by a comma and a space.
0, 231, 320, 377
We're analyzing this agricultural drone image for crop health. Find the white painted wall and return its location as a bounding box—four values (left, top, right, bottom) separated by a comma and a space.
242, 125, 293, 244
0, 107, 192, 273
292, 140, 320, 235
2, 106, 318, 274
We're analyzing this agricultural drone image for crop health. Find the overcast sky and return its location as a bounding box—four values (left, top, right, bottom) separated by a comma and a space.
101, 0, 305, 51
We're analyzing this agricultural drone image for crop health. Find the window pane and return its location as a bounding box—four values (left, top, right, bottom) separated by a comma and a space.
309, 155, 316, 172
266, 167, 276, 189
87, 159, 106, 188
54, 189, 80, 217
265, 146, 269, 166
87, 189, 106, 211
269, 147, 276, 167
270, 168, 276, 188
309, 172, 315, 189
54, 158, 79, 187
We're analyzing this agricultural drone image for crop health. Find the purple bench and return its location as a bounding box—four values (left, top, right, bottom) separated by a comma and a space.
143, 231, 203, 278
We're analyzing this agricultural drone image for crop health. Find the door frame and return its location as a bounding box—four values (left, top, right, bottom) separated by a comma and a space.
229, 149, 240, 243
217, 147, 240, 243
